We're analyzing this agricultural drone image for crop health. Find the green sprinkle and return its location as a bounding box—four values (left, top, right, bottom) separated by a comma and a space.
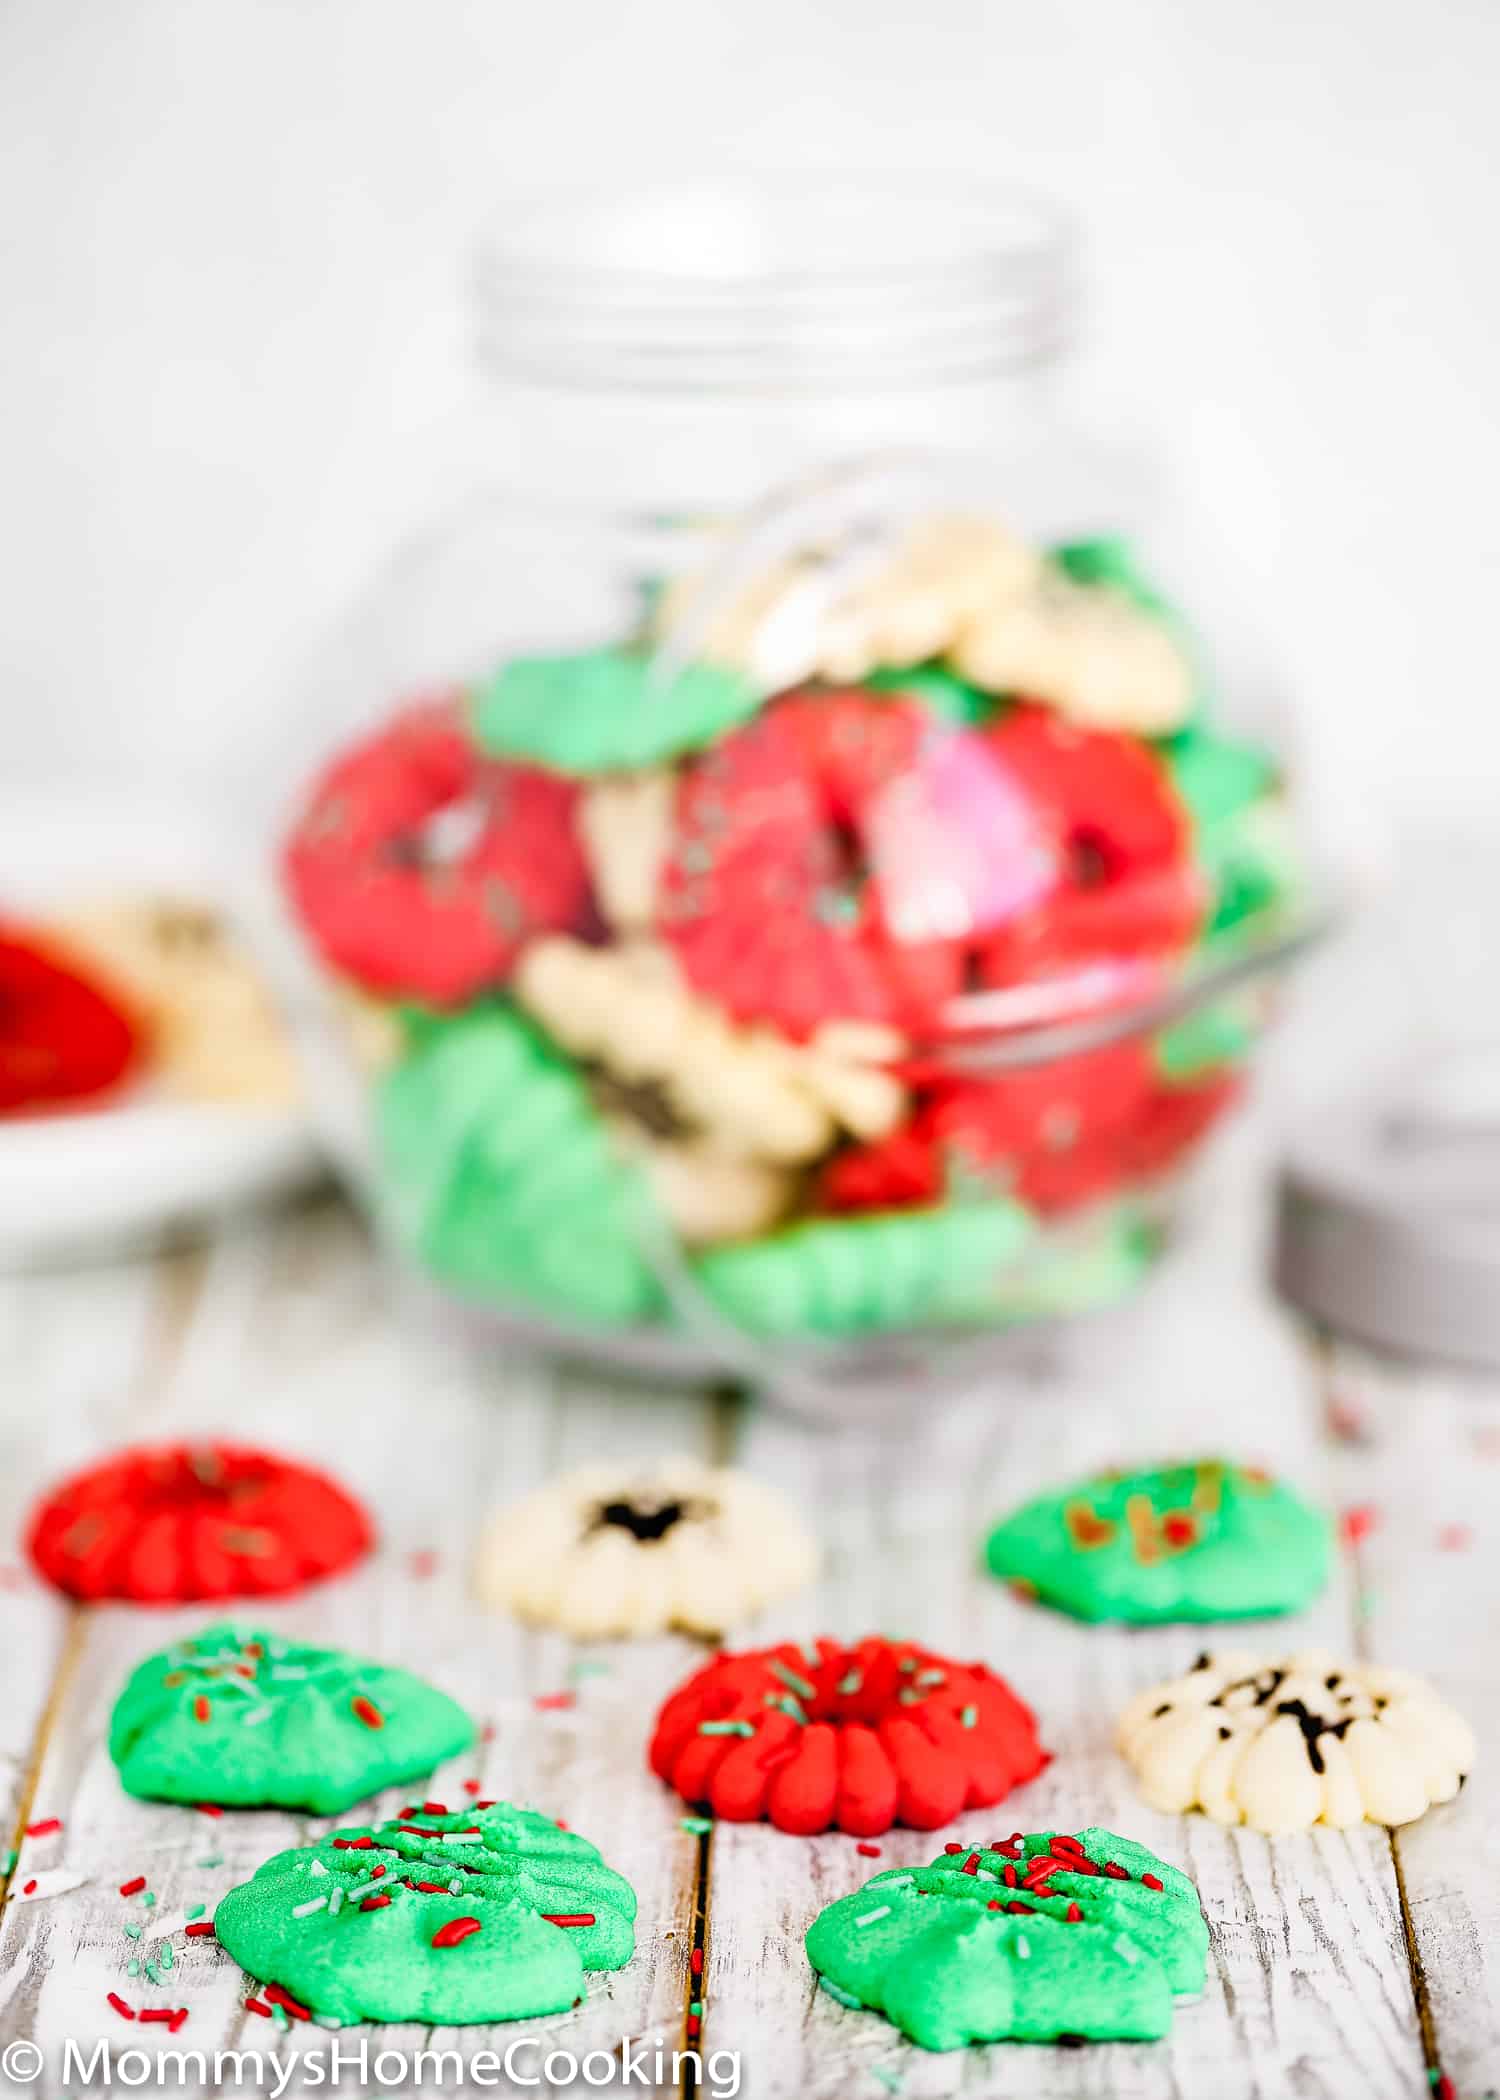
769, 1660, 817, 1702
160, 1942, 174, 1972
914, 1668, 947, 1687
195, 1855, 223, 1870
568, 1658, 611, 1681
271, 2002, 290, 2032
870, 2070, 904, 2095
697, 1720, 755, 1738
836, 1670, 862, 1696
765, 1694, 808, 1725
185, 1904, 205, 1922
688, 1999, 703, 2018
123, 1922, 143, 1942
142, 1892, 156, 1908
679, 1817, 714, 1837
127, 1960, 140, 1979
1, 1850, 15, 1877
897, 1687, 926, 1706
820, 1977, 864, 2010
960, 1705, 978, 1728
898, 1657, 916, 1673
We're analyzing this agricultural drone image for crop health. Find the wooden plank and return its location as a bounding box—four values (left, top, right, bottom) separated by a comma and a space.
0, 1258, 167, 1866
704, 1236, 1429, 2097
1319, 1338, 1500, 2100
0, 1204, 710, 2094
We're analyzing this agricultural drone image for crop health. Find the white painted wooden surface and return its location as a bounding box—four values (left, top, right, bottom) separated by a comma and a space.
0, 1197, 1493, 2098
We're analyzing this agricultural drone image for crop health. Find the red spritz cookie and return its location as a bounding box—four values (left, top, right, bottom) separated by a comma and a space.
649, 1636, 1046, 1836
0, 931, 142, 1115
281, 696, 590, 1007
27, 1442, 373, 1603
973, 707, 1203, 988
1124, 1070, 1243, 1180
816, 1043, 1154, 1218
657, 691, 969, 1037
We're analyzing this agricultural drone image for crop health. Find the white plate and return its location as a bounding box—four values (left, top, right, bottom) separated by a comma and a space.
0, 782, 324, 1264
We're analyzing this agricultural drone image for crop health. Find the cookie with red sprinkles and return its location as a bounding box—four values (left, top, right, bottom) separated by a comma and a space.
805, 1826, 1207, 2050
649, 1636, 1047, 1836
0, 928, 142, 1115
109, 1626, 473, 1814
213, 1802, 635, 2025
970, 706, 1204, 990
656, 690, 976, 1037
280, 695, 590, 1006
26, 1441, 372, 1603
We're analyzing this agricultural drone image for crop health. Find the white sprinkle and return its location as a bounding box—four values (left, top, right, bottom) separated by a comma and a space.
1016, 1935, 1031, 1960
854, 1905, 891, 1929
448, 1880, 463, 1896
309, 1861, 329, 1879
291, 1896, 328, 1918
241, 1706, 274, 1728
271, 1664, 308, 1680
1115, 1935, 1140, 1964
329, 1887, 344, 1915
876, 1872, 915, 1888
439, 1831, 483, 1844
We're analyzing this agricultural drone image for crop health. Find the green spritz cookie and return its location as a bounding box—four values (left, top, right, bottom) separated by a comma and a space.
214, 1802, 636, 2026
108, 1627, 474, 1815
805, 1827, 1208, 2051
376, 1005, 666, 1326
469, 647, 761, 774
984, 1459, 1330, 1623
690, 1199, 1034, 1338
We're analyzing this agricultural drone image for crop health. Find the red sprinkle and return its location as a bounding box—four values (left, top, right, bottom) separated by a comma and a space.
1003, 1865, 1018, 1888
541, 1913, 596, 1928
396, 1824, 440, 1838
169, 2009, 190, 2034
195, 1803, 222, 1819
351, 1696, 384, 1730
107, 1993, 136, 2021
1141, 1873, 1164, 1891
264, 1985, 311, 2022
410, 1881, 450, 1894
139, 2009, 176, 2026
686, 2016, 701, 2042
1103, 1862, 1130, 1879
119, 1876, 147, 1898
960, 1853, 981, 1876
24, 1818, 61, 1838
1435, 2076, 1455, 2100
192, 1696, 211, 1725
856, 1842, 882, 1858
432, 1916, 483, 1948
370, 1865, 386, 1878
244, 1997, 272, 2018
1004, 1900, 1035, 1915
554, 1819, 569, 1831
691, 1947, 704, 1977
474, 1799, 497, 1810
463, 1780, 481, 1796
533, 1691, 574, 1712
987, 1898, 1003, 1910
185, 1922, 216, 1938
418, 1801, 449, 1815
360, 1892, 391, 1911
1066, 1902, 1083, 1922
332, 1836, 375, 1849
1341, 1504, 1380, 1548
943, 1843, 964, 1855
21, 1879, 36, 1896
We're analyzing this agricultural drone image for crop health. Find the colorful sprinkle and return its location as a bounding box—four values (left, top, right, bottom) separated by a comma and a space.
244, 1996, 273, 2018
959, 1705, 977, 1728
680, 1817, 714, 1836
106, 1992, 135, 2020
691, 1947, 704, 1977
820, 1977, 863, 2010
534, 1691, 575, 1711
185, 1921, 216, 1939
359, 1892, 391, 1911
854, 1905, 892, 1928
23, 1818, 61, 1838
856, 1842, 883, 1858
432, 1916, 483, 1947
291, 1896, 328, 1918
1341, 1504, 1380, 1548
697, 1720, 756, 1738
1141, 1873, 1164, 1891
541, 1913, 596, 1928
192, 1696, 211, 1724
351, 1696, 384, 1730
119, 1876, 147, 1898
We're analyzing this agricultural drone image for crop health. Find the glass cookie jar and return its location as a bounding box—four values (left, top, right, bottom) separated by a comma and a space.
270, 182, 1319, 1415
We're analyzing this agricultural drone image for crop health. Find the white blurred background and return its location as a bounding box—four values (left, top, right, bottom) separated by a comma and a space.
1, 0, 1496, 850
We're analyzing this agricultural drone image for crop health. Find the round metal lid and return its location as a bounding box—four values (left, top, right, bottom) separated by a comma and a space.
1274, 1045, 1500, 1369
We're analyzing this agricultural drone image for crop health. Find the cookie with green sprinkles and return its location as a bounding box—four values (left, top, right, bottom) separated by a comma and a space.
804, 1826, 1208, 2050
108, 1626, 475, 1815
984, 1459, 1331, 1624
469, 647, 761, 775
213, 1802, 636, 2025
